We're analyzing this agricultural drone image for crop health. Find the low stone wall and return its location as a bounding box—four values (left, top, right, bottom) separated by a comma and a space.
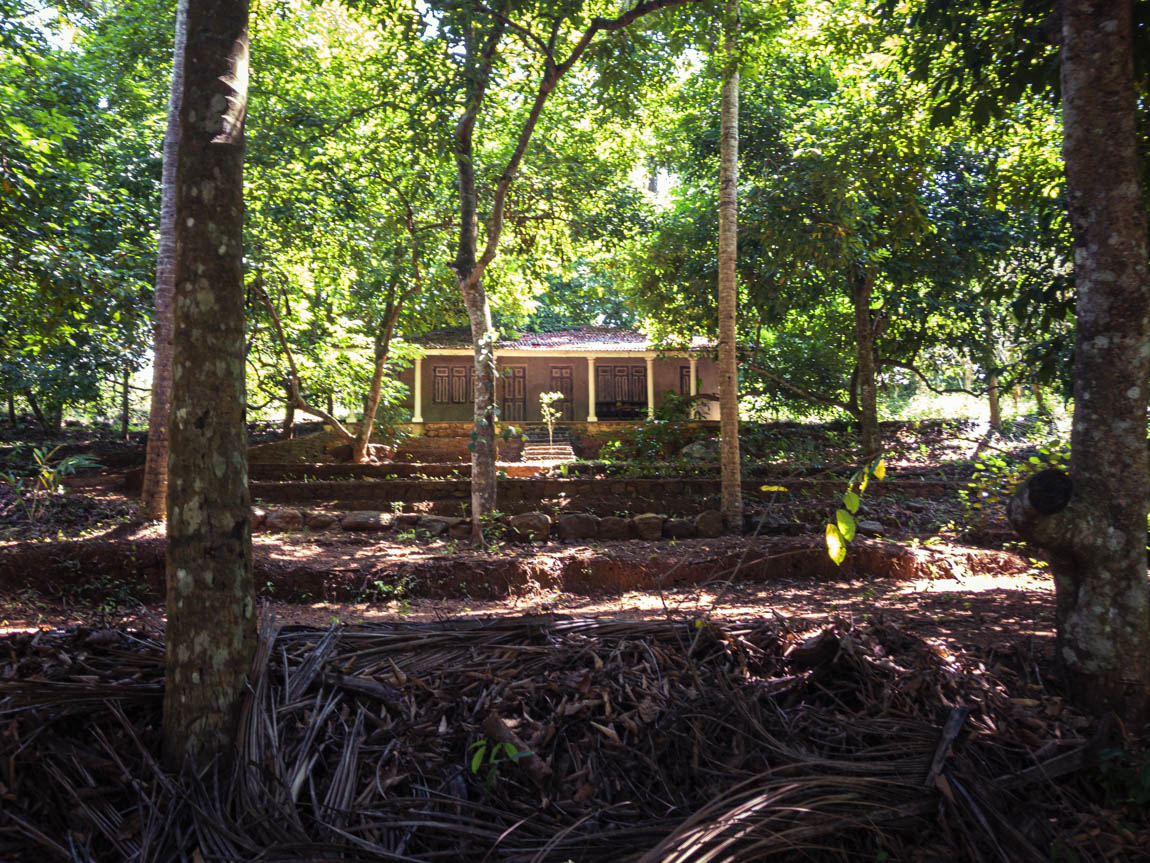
249, 476, 954, 517
253, 507, 727, 542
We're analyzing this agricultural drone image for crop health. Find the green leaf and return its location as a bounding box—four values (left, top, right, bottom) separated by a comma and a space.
836, 509, 856, 541
825, 522, 847, 566
470, 742, 486, 774
843, 491, 860, 514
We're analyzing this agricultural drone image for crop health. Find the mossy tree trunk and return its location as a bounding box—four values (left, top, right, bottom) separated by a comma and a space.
1009, 0, 1150, 723
162, 0, 257, 768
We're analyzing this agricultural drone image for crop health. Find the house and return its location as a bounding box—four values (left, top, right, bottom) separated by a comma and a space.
397, 327, 718, 429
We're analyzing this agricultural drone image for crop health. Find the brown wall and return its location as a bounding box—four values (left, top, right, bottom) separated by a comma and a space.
398, 353, 718, 424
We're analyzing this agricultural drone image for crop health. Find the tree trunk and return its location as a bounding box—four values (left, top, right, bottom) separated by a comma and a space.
141, 0, 188, 521
851, 265, 880, 456
982, 308, 1001, 431
121, 364, 131, 440
1033, 383, 1048, 416
162, 0, 257, 768
452, 23, 503, 543
1010, 0, 1150, 723
6, 392, 14, 426
717, 0, 742, 533
282, 380, 294, 439
24, 390, 47, 434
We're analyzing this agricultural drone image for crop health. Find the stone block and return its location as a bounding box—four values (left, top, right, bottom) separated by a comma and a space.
265, 508, 303, 531
663, 518, 696, 539
598, 516, 631, 540
340, 511, 392, 531
632, 513, 665, 541
306, 511, 338, 530
694, 509, 724, 538
250, 507, 266, 531
508, 511, 552, 542
558, 512, 599, 541
394, 512, 421, 529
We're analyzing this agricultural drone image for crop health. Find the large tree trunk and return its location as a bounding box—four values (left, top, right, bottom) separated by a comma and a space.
717, 0, 742, 533
1010, 0, 1150, 723
162, 0, 257, 768
141, 0, 188, 521
851, 265, 880, 456
982, 307, 1001, 432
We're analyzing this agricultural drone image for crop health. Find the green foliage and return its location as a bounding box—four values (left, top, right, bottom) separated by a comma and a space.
958, 440, 1069, 534
0, 445, 101, 524
823, 455, 885, 566
467, 738, 531, 787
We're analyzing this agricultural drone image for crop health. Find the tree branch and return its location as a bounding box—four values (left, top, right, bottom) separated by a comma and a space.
250, 280, 355, 441
744, 363, 853, 413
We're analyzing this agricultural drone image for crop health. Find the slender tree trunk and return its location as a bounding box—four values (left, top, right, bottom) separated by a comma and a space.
141, 0, 188, 520
851, 265, 880, 456
6, 392, 15, 426
452, 23, 503, 543
1033, 383, 1048, 415
24, 390, 46, 434
162, 0, 257, 768
1010, 0, 1150, 723
982, 308, 1001, 431
282, 380, 295, 439
717, 0, 742, 533
121, 364, 131, 440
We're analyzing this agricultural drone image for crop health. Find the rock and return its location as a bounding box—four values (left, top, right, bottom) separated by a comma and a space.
508, 512, 552, 542
857, 519, 885, 537
663, 518, 696, 539
306, 511, 338, 530
394, 512, 421, 529
340, 511, 392, 531
632, 513, 665, 541
610, 482, 627, 495
694, 509, 724, 538
418, 515, 455, 537
251, 507, 267, 531
558, 512, 599, 541
679, 439, 720, 461
265, 508, 304, 531
330, 442, 395, 463
598, 516, 631, 540
905, 500, 927, 513
449, 520, 472, 540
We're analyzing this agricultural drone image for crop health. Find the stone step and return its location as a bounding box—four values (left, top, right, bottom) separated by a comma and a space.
522, 443, 576, 462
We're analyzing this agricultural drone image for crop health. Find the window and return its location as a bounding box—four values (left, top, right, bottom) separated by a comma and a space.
432, 365, 473, 404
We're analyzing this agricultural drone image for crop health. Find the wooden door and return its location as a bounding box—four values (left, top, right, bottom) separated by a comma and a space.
549, 365, 574, 420
502, 366, 526, 421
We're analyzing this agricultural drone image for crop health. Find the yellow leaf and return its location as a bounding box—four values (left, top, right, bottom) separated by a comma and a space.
760, 485, 789, 492
825, 523, 847, 566
873, 458, 887, 481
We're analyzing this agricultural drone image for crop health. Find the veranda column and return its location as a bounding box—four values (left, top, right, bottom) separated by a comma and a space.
689, 356, 698, 397
646, 355, 655, 419
586, 356, 597, 422
412, 357, 423, 424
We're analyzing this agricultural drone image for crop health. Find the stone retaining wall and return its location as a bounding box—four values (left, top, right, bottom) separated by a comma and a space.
253, 507, 728, 542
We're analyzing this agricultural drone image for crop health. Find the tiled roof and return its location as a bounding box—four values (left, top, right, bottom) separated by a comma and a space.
411, 327, 712, 352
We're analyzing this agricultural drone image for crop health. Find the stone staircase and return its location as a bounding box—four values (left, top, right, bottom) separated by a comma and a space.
521, 426, 576, 462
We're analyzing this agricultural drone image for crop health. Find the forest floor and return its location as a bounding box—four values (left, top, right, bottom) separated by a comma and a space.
2, 416, 1147, 861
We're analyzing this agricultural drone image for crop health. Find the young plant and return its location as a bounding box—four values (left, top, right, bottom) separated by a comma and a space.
539, 392, 564, 446
0, 446, 101, 524
467, 738, 531, 787
825, 455, 886, 565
